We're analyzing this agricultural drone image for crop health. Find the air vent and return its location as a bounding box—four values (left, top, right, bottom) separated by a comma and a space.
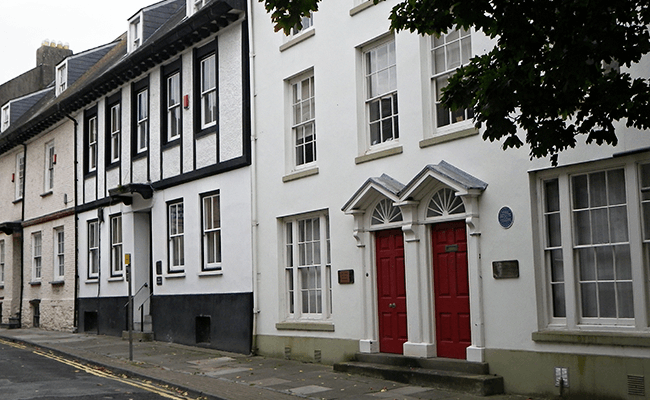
627, 374, 645, 396
284, 346, 291, 359
314, 349, 322, 363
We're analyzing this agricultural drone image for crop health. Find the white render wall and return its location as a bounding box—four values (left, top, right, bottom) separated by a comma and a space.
250, 0, 650, 364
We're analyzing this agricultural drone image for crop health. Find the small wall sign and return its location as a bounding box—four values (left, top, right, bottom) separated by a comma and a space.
498, 206, 514, 229
492, 260, 520, 279
338, 269, 355, 284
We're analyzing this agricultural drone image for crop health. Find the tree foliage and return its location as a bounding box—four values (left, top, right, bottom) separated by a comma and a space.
261, 0, 650, 163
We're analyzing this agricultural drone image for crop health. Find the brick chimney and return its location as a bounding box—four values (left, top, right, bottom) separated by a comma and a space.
36, 40, 73, 87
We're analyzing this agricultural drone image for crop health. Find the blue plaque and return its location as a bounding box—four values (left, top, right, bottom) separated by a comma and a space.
498, 206, 514, 229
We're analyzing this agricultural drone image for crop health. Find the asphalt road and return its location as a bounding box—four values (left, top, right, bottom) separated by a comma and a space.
0, 339, 198, 400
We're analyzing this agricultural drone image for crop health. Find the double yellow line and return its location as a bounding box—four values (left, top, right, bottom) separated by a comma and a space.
0, 338, 195, 400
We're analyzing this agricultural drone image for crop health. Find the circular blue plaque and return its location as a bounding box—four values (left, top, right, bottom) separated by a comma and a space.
498, 206, 514, 229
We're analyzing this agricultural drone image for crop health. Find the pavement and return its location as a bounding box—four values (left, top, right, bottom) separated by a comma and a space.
0, 328, 538, 400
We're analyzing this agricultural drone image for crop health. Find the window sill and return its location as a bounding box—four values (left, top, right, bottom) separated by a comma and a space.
165, 272, 186, 279
420, 127, 478, 148
279, 28, 315, 52
50, 280, 64, 286
355, 145, 402, 165
276, 321, 335, 332
85, 279, 99, 284
199, 269, 223, 277
40, 191, 53, 198
0, 284, 4, 289
532, 330, 650, 348
29, 281, 42, 286
106, 161, 120, 171
12, 198, 23, 204
84, 171, 97, 179
195, 125, 217, 139
350, 0, 381, 16
283, 166, 319, 182
107, 276, 124, 282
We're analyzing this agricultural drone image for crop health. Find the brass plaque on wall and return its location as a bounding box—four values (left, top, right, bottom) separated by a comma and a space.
338, 270, 355, 284
492, 260, 519, 279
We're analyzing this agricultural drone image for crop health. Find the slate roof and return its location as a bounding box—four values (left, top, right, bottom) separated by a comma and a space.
140, 0, 186, 44
7, 88, 53, 124
0, 0, 244, 153
66, 43, 119, 89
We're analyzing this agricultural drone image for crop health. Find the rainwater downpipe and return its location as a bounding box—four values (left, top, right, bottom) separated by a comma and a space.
65, 114, 79, 330
18, 143, 27, 328
246, 0, 260, 354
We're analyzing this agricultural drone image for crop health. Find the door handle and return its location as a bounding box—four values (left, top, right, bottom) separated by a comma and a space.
389, 303, 396, 308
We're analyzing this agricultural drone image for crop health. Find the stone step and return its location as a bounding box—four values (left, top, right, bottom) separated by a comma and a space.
334, 354, 504, 396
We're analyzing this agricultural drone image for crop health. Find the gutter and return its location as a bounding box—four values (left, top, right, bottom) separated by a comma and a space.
246, 0, 260, 354
18, 143, 26, 328
66, 114, 79, 331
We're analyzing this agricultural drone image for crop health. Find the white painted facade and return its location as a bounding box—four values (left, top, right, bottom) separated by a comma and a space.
250, 0, 650, 396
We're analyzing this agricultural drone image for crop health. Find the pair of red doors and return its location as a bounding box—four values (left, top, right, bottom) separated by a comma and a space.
375, 221, 470, 359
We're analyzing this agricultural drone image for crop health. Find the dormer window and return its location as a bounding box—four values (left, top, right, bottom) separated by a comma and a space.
188, 0, 209, 16
129, 16, 142, 52
56, 63, 67, 96
1, 104, 9, 132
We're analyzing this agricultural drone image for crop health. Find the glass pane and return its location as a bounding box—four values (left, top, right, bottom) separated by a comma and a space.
434, 48, 445, 74
595, 246, 614, 280
547, 214, 561, 248
574, 210, 591, 245
644, 203, 650, 240
614, 244, 631, 280
572, 175, 589, 209
446, 41, 460, 69
578, 248, 595, 281
589, 172, 607, 207
212, 196, 220, 228
461, 36, 471, 65
552, 283, 566, 318
381, 96, 392, 118
598, 282, 616, 318
607, 169, 626, 205
590, 209, 609, 244
580, 282, 598, 317
545, 179, 560, 212
609, 205, 628, 243
369, 99, 380, 122
617, 282, 634, 318
550, 249, 564, 282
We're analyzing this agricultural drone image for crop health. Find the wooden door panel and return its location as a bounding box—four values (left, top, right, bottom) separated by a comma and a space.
432, 221, 471, 360
376, 229, 407, 354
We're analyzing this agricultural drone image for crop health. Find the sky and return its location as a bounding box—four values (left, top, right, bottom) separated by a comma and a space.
0, 0, 159, 85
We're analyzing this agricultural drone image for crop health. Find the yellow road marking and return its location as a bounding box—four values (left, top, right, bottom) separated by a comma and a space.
0, 338, 27, 349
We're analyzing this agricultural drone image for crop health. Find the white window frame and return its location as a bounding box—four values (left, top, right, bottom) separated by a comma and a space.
0, 240, 5, 284
283, 212, 332, 321
32, 232, 42, 281
364, 38, 399, 148
15, 152, 24, 200
130, 16, 142, 52
290, 12, 314, 36
54, 227, 64, 280
167, 73, 181, 142
202, 192, 221, 271
110, 215, 123, 276
431, 28, 474, 134
110, 103, 121, 163
44, 141, 55, 192
136, 89, 149, 152
88, 116, 98, 172
537, 158, 648, 330
56, 63, 67, 96
168, 201, 185, 271
290, 72, 316, 168
1, 104, 9, 132
200, 54, 217, 129
88, 220, 99, 279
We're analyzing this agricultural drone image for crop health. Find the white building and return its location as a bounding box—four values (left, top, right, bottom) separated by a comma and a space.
249, 0, 650, 397
70, 0, 253, 353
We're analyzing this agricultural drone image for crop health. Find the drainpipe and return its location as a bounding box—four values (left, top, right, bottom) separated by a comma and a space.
246, 0, 260, 355
18, 144, 27, 328
65, 114, 79, 331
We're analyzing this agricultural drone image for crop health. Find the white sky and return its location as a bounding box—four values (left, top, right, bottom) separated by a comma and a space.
0, 0, 159, 85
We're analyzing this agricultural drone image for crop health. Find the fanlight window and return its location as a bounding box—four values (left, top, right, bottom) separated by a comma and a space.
371, 199, 403, 225
427, 188, 465, 218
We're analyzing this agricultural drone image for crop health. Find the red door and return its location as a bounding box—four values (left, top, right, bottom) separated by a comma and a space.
375, 229, 407, 354
432, 221, 471, 359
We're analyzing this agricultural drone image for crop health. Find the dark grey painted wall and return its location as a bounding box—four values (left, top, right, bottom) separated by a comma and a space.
152, 292, 253, 354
